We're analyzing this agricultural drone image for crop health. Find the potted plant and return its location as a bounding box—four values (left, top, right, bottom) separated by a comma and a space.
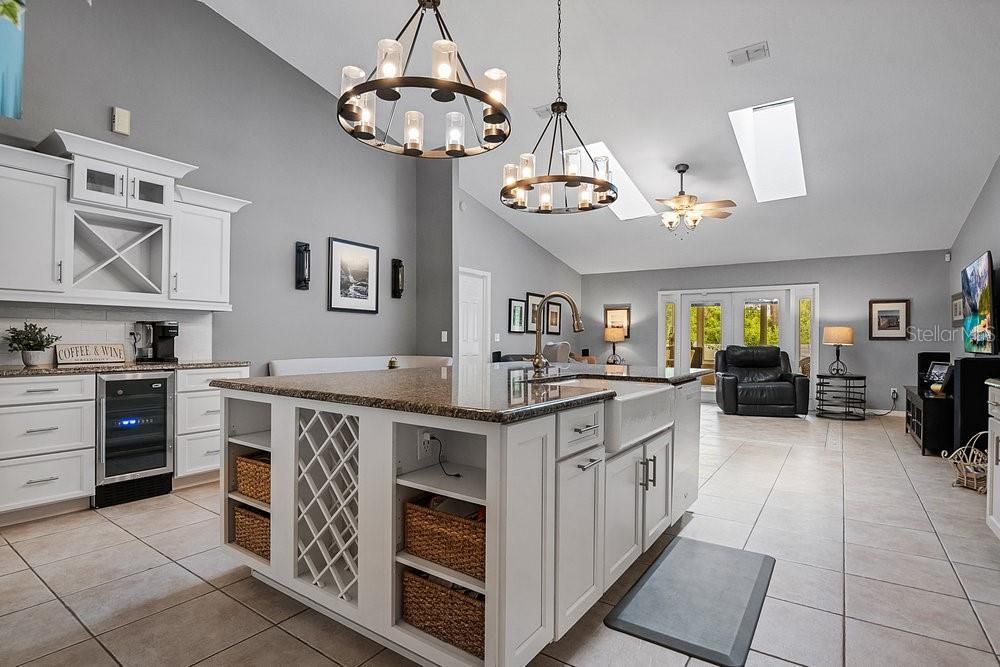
3, 322, 61, 367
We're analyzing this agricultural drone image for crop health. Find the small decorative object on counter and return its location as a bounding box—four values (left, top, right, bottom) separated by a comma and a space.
388, 356, 399, 369
3, 321, 61, 367
945, 431, 989, 494
55, 343, 125, 365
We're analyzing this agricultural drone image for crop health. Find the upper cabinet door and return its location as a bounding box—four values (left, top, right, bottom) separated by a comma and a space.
71, 156, 127, 209
169, 203, 230, 303
0, 166, 67, 293
126, 168, 174, 216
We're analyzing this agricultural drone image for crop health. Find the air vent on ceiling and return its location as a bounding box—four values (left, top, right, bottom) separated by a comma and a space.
728, 41, 770, 67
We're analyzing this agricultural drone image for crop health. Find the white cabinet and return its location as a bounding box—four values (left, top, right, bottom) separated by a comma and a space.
169, 203, 231, 303
126, 168, 174, 216
988, 391, 1000, 539
604, 445, 644, 584
71, 156, 128, 209
0, 449, 95, 513
0, 165, 68, 293
643, 430, 672, 550
555, 445, 605, 639
672, 380, 701, 523
176, 430, 222, 478
174, 367, 248, 478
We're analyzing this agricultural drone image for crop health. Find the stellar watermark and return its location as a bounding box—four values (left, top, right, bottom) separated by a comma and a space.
906, 325, 995, 343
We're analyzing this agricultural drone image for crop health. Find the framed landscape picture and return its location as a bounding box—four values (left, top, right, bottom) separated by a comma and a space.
546, 302, 562, 335
952, 292, 964, 327
869, 299, 910, 340
508, 298, 526, 333
526, 292, 544, 333
604, 304, 631, 338
328, 237, 379, 313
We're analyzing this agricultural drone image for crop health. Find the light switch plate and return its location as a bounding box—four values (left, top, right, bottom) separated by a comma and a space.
111, 107, 131, 135
494, 333, 500, 342
440, 331, 448, 343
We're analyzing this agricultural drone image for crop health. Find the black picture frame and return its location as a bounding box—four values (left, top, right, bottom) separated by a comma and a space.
868, 299, 910, 340
546, 302, 562, 335
526, 292, 544, 333
328, 237, 379, 313
951, 292, 964, 327
604, 304, 632, 338
508, 298, 526, 333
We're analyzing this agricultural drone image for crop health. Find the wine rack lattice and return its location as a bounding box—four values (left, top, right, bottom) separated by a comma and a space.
295, 408, 360, 603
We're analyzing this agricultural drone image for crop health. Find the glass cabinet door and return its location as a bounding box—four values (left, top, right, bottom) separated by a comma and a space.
126, 168, 174, 215
71, 156, 127, 208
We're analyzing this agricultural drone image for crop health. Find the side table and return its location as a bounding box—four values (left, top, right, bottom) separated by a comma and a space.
816, 373, 866, 420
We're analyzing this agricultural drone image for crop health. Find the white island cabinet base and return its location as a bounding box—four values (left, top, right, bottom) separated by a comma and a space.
219, 391, 558, 667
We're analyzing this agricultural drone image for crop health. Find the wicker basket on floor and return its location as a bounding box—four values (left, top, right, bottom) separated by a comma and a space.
235, 453, 271, 504
234, 505, 270, 560
402, 570, 484, 658
944, 431, 989, 494
404, 502, 485, 580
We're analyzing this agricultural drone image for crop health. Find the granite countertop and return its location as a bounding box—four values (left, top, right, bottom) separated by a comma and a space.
0, 360, 249, 377
211, 362, 709, 424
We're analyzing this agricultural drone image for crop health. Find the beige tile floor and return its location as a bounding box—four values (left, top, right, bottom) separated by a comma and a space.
2, 406, 1000, 666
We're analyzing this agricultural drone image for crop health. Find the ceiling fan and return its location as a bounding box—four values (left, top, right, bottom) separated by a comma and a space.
656, 163, 736, 231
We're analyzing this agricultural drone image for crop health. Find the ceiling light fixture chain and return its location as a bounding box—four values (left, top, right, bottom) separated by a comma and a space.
556, 0, 563, 101
337, 0, 511, 159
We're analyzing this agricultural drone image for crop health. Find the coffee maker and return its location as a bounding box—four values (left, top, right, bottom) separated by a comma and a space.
132, 321, 179, 363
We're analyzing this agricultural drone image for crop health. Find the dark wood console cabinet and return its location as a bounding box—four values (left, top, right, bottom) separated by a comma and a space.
905, 385, 954, 456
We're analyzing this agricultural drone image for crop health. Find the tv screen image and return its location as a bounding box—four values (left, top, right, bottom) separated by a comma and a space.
961, 251, 995, 354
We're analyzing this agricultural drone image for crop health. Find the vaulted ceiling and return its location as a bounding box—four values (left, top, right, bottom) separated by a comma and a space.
203, 0, 1000, 274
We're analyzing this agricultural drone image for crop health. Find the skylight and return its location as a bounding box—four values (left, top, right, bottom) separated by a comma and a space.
729, 98, 807, 203
570, 142, 656, 221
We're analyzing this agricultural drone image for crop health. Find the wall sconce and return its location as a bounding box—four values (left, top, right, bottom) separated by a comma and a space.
295, 242, 310, 290
392, 258, 404, 298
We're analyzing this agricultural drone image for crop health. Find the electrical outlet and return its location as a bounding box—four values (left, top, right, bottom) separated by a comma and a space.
417, 430, 433, 460
890, 387, 899, 401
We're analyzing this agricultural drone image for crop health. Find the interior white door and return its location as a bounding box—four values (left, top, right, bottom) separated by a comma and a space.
169, 203, 230, 303
0, 166, 67, 293
603, 445, 644, 585
458, 268, 490, 365
642, 430, 673, 550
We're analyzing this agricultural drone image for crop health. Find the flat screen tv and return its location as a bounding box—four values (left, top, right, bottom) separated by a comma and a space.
961, 250, 996, 354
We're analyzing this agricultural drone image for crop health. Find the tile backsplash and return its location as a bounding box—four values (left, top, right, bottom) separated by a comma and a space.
0, 303, 212, 366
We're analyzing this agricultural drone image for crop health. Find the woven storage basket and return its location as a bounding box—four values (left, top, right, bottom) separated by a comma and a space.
404, 502, 485, 580
235, 453, 271, 504
234, 505, 270, 560
402, 571, 484, 658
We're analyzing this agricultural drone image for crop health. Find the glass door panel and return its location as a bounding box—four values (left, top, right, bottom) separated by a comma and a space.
664, 300, 677, 372
72, 156, 127, 208
742, 299, 780, 347
798, 296, 814, 375
126, 168, 174, 216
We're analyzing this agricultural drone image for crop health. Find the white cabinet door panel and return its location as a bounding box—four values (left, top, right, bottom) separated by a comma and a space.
555, 446, 604, 639
71, 156, 127, 208
126, 168, 173, 216
672, 380, 701, 523
604, 446, 644, 586
0, 375, 96, 407
0, 166, 67, 293
643, 430, 673, 551
175, 367, 248, 393
0, 449, 95, 512
176, 390, 221, 434
0, 401, 95, 460
169, 203, 230, 303
176, 430, 222, 477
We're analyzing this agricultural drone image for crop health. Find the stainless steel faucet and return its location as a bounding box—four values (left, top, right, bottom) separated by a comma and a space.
532, 291, 585, 373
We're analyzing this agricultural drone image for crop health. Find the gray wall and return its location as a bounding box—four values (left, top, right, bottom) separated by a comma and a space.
0, 0, 418, 376
453, 190, 582, 357
581, 250, 951, 409
414, 161, 454, 356
949, 155, 1000, 357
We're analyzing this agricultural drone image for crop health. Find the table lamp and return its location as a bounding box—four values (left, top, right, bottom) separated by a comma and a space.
822, 326, 854, 376
605, 327, 625, 365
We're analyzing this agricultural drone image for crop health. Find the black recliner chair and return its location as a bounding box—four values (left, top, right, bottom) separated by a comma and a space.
715, 345, 809, 417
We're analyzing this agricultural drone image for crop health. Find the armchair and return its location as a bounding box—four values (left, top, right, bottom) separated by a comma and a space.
715, 345, 809, 417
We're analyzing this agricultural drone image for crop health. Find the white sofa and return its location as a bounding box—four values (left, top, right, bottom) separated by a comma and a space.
268, 355, 453, 376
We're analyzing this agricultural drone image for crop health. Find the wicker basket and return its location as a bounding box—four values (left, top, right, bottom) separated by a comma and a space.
944, 432, 989, 494
404, 502, 485, 580
235, 453, 271, 504
402, 571, 484, 658
234, 505, 270, 560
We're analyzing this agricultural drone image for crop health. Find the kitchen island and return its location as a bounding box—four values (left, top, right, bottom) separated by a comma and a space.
212, 362, 706, 667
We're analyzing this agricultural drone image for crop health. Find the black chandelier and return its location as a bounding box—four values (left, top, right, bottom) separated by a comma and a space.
336, 0, 511, 159
499, 0, 617, 214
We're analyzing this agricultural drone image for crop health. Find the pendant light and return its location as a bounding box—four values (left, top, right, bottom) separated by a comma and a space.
337, 0, 511, 159
499, 0, 617, 213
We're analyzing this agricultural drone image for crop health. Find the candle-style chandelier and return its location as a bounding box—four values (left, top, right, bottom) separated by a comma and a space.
336, 0, 511, 159
499, 0, 617, 214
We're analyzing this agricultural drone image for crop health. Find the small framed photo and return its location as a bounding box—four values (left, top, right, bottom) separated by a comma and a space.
951, 292, 964, 327
869, 299, 911, 340
546, 302, 562, 335
508, 298, 526, 333
508, 368, 528, 405
526, 292, 544, 333
328, 237, 379, 313
604, 304, 632, 338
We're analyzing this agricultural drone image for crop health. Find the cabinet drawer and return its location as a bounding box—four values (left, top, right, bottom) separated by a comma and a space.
176, 390, 221, 434
0, 449, 95, 513
557, 403, 604, 459
990, 386, 1000, 420
0, 401, 95, 460
0, 375, 96, 407
176, 367, 249, 393
176, 430, 222, 477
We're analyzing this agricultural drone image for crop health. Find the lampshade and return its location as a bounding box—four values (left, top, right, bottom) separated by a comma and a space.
822, 326, 855, 346
604, 327, 626, 343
